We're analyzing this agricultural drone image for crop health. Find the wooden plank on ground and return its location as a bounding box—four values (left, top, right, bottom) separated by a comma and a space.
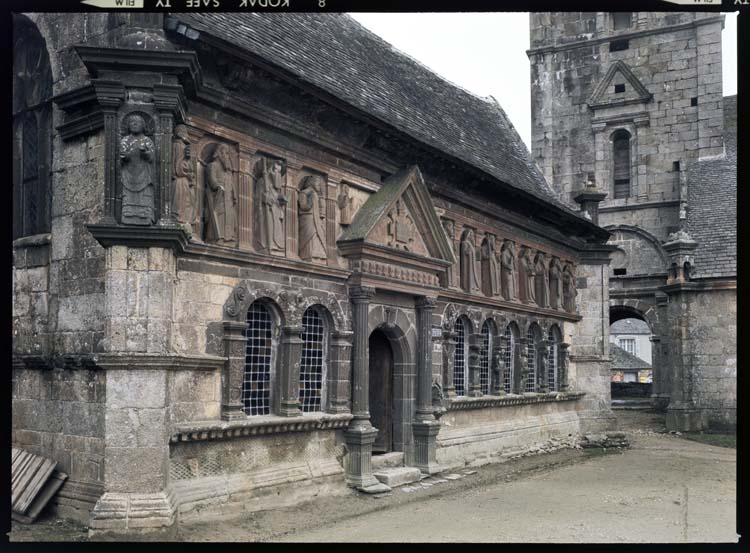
11, 448, 58, 519
23, 471, 68, 523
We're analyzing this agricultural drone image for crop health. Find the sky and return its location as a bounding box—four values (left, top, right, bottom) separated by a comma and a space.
350, 12, 738, 150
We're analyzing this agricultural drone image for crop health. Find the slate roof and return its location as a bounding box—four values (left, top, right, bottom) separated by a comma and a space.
685, 95, 737, 279
175, 13, 572, 213
610, 344, 652, 371
610, 318, 650, 335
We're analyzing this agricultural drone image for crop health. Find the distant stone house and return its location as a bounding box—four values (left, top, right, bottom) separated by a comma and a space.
609, 318, 651, 367
610, 344, 652, 384
12, 13, 615, 534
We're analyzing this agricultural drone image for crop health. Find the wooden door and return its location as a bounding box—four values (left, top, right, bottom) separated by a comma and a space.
369, 330, 393, 453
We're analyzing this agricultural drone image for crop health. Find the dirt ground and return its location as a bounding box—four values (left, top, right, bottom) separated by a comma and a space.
7, 409, 738, 543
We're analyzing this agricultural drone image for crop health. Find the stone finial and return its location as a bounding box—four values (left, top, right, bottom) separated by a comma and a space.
573, 186, 607, 225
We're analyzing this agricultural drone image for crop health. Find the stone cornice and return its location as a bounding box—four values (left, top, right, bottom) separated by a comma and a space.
94, 353, 225, 371
446, 392, 585, 411
600, 199, 680, 213
662, 279, 736, 294
526, 15, 725, 56
170, 412, 354, 443
438, 290, 581, 322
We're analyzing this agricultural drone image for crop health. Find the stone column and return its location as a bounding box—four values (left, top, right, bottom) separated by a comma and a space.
221, 320, 249, 420
559, 342, 570, 392
467, 334, 482, 397
327, 330, 353, 414
517, 337, 528, 394
277, 325, 304, 417
153, 84, 186, 227
442, 329, 457, 398
413, 297, 440, 474
344, 286, 381, 490
538, 340, 550, 393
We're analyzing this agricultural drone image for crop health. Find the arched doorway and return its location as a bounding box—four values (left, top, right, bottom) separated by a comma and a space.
369, 329, 393, 453
609, 306, 656, 403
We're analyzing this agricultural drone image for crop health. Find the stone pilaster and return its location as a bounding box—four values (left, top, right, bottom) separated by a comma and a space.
441, 329, 457, 398
413, 297, 440, 474
344, 286, 380, 490
278, 325, 304, 417
327, 330, 353, 414
153, 84, 186, 227
467, 335, 482, 397
285, 163, 302, 260
325, 176, 339, 267
98, 83, 126, 225
538, 340, 550, 393
559, 342, 570, 392
237, 147, 255, 252
221, 320, 248, 420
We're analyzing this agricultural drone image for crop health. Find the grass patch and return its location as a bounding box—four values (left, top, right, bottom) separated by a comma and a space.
679, 432, 736, 449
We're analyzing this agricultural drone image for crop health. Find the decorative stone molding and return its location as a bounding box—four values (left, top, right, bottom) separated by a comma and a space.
170, 412, 354, 443
446, 391, 585, 411
93, 353, 225, 371
89, 490, 176, 534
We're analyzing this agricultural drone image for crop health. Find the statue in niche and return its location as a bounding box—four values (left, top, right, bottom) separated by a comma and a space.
500, 240, 517, 301
171, 124, 196, 228
519, 248, 536, 304
204, 143, 237, 245
549, 257, 563, 310
119, 113, 155, 226
255, 157, 287, 253
298, 175, 327, 261
442, 219, 456, 287
534, 252, 549, 308
460, 228, 481, 294
480, 234, 499, 297
491, 345, 506, 395
337, 183, 354, 226
562, 264, 577, 312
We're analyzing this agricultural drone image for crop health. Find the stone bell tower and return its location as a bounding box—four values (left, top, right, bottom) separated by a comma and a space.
528, 11, 725, 242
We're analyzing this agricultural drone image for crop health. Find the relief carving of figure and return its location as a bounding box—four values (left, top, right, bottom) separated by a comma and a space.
337, 183, 354, 226
298, 175, 327, 261
500, 240, 517, 301
256, 157, 287, 253
549, 257, 563, 310
491, 345, 506, 395
481, 234, 499, 297
460, 228, 481, 294
562, 264, 577, 312
204, 143, 237, 245
519, 248, 536, 304
534, 252, 549, 308
171, 124, 196, 227
120, 114, 155, 225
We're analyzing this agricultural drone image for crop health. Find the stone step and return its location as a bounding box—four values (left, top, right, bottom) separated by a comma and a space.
371, 452, 404, 471
373, 467, 422, 488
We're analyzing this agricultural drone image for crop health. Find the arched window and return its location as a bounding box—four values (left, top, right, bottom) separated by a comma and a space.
612, 130, 631, 199
479, 320, 493, 395
300, 307, 326, 412
526, 325, 540, 393
244, 301, 275, 416
503, 324, 515, 394
13, 16, 52, 239
453, 317, 469, 396
548, 326, 562, 391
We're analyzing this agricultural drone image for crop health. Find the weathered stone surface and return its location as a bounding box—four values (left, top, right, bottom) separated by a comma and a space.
373, 467, 422, 488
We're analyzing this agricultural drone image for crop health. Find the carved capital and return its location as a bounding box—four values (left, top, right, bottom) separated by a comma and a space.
415, 296, 438, 310
348, 285, 376, 302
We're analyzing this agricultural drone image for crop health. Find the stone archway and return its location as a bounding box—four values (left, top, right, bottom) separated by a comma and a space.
609, 301, 668, 408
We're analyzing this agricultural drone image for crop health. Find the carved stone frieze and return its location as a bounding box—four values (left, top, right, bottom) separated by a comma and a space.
354, 259, 439, 287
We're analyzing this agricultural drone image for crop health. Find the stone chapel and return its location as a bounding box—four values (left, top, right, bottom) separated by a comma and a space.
13, 12, 615, 534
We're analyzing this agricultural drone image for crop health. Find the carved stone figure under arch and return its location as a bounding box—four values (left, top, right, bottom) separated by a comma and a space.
480, 234, 499, 297
298, 174, 327, 261
460, 228, 481, 294
171, 124, 197, 227
119, 112, 155, 226
203, 142, 238, 245
500, 240, 517, 301
255, 157, 287, 254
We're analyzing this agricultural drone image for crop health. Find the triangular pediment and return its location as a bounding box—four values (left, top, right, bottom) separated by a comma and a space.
588, 61, 652, 110
338, 165, 455, 265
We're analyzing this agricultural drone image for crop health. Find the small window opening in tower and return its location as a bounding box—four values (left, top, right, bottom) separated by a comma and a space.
613, 268, 627, 276
613, 12, 632, 30
691, 97, 698, 107
672, 161, 681, 172
610, 39, 629, 52
614, 83, 626, 94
